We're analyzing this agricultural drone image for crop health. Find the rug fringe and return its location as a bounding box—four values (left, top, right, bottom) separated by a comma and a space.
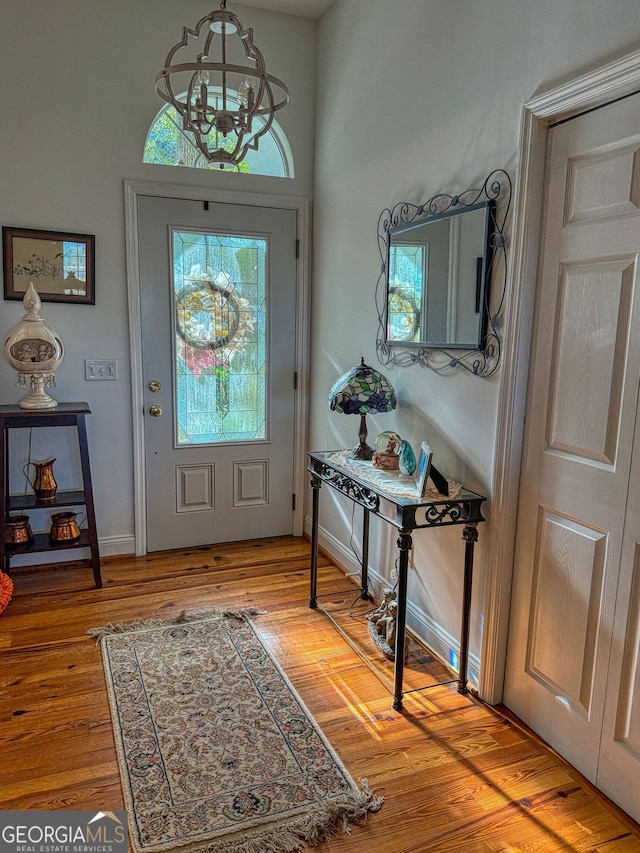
163, 780, 383, 853
302, 778, 384, 845
87, 607, 263, 642
221, 606, 265, 620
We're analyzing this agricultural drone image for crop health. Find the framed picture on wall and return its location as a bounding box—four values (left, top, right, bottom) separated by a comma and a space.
3, 226, 95, 304
415, 441, 434, 497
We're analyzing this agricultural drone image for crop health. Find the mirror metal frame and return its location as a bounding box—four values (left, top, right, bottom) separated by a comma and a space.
375, 169, 511, 376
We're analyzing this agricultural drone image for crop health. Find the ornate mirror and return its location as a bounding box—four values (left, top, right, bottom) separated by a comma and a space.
376, 170, 511, 376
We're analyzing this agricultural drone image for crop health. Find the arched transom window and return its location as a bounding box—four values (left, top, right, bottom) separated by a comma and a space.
144, 95, 294, 177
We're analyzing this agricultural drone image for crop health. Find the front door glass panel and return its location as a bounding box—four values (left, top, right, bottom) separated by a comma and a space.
172, 229, 267, 445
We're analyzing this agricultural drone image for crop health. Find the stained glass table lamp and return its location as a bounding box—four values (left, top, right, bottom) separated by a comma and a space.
328, 357, 397, 460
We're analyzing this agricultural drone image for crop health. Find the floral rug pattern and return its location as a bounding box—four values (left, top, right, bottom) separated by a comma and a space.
92, 610, 381, 853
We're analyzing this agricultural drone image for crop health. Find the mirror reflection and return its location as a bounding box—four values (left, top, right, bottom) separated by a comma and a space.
386, 201, 494, 349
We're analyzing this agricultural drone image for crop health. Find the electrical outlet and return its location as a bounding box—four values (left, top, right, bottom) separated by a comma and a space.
85, 359, 117, 380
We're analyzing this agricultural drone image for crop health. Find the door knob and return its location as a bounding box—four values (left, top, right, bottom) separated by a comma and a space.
149, 405, 163, 417
148, 380, 161, 392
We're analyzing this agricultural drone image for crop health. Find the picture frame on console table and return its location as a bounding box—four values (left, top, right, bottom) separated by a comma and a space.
3, 226, 95, 305
415, 442, 433, 497
415, 441, 450, 497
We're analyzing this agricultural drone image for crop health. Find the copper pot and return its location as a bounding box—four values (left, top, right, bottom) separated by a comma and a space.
49, 511, 82, 543
24, 458, 57, 501
5, 515, 33, 546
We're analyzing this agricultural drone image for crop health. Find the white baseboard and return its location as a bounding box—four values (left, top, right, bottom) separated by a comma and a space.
305, 514, 480, 689
96, 534, 136, 557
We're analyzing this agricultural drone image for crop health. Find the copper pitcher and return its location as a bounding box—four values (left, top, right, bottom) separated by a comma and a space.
49, 511, 82, 543
24, 459, 57, 501
5, 515, 33, 546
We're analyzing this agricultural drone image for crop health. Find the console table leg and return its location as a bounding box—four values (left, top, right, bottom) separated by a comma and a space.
309, 474, 321, 608
392, 529, 412, 711
76, 414, 102, 589
360, 508, 370, 600
457, 522, 478, 693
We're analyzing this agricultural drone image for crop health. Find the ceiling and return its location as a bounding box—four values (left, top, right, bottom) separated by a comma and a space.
235, 0, 335, 19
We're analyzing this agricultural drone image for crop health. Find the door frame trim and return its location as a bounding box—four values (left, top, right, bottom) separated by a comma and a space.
480, 48, 640, 703
124, 180, 311, 556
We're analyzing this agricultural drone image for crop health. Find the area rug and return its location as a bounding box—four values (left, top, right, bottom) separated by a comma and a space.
89, 609, 382, 853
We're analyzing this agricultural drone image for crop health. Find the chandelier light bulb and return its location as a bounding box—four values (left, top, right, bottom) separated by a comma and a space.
196, 69, 210, 88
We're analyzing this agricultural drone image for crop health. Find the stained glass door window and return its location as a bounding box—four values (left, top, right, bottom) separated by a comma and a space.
172, 230, 267, 445
387, 243, 426, 343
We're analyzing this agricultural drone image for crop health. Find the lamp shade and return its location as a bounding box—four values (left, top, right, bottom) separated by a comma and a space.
328, 358, 396, 415
329, 358, 396, 460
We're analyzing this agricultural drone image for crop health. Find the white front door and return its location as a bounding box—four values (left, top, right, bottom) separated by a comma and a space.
504, 92, 640, 821
137, 195, 297, 552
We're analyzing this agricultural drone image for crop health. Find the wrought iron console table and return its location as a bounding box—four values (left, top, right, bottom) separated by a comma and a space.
308, 450, 486, 710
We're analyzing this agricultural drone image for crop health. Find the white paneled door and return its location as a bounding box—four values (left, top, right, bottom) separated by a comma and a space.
504, 93, 640, 821
137, 196, 297, 552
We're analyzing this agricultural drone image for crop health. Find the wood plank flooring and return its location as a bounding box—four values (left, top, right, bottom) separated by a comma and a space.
1, 536, 639, 852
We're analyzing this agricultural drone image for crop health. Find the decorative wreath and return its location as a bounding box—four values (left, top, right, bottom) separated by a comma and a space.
387, 286, 420, 340
176, 281, 241, 350
0, 571, 14, 614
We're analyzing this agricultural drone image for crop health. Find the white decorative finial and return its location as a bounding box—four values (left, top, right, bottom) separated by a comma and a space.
23, 282, 42, 318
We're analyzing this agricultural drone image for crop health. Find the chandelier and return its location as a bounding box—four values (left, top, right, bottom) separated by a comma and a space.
156, 0, 289, 169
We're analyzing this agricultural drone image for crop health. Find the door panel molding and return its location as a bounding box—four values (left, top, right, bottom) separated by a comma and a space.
566, 144, 640, 223
233, 459, 269, 507
526, 509, 607, 717
547, 259, 634, 464
176, 464, 214, 513
613, 542, 640, 755
125, 180, 311, 555
481, 49, 640, 704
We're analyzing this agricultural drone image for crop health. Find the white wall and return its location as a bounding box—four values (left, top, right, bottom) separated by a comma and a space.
310, 0, 640, 688
0, 1, 316, 556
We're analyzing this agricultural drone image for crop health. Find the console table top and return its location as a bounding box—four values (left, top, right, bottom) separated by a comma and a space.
308, 449, 485, 506
308, 449, 486, 530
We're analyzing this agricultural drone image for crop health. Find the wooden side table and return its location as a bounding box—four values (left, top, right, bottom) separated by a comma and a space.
0, 402, 102, 588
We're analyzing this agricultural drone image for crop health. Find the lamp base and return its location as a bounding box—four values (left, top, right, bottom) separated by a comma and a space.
348, 412, 374, 460
348, 442, 374, 461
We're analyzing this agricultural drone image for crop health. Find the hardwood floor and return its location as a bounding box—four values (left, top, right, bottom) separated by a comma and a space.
1, 536, 639, 852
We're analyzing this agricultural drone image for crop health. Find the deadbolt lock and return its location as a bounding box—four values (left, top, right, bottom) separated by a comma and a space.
149, 405, 163, 417
148, 380, 161, 392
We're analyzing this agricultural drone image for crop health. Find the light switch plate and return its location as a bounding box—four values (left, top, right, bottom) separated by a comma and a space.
85, 359, 117, 380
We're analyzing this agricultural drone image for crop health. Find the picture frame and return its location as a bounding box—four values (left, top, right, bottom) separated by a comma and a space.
3, 226, 95, 305
415, 441, 434, 497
